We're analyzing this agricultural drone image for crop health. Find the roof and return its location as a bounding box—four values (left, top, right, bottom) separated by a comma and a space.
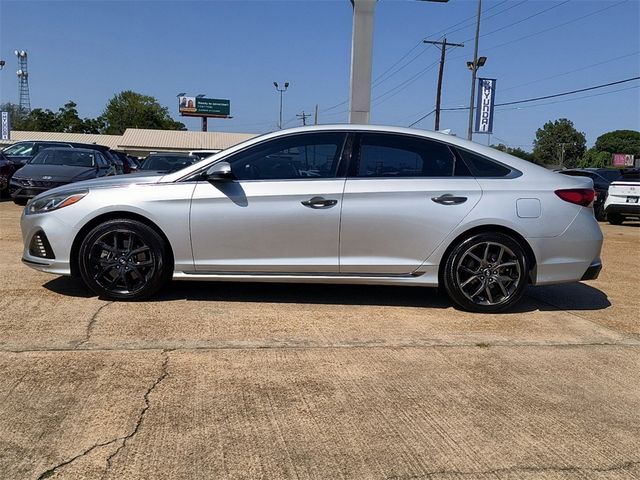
118, 129, 257, 150
2, 131, 122, 149
0, 128, 258, 152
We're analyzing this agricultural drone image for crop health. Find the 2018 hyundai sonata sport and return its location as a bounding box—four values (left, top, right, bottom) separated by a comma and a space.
20, 125, 603, 312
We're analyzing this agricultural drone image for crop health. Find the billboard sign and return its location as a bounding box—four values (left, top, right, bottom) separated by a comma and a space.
612, 153, 635, 167
1, 111, 10, 141
474, 78, 497, 134
178, 96, 230, 117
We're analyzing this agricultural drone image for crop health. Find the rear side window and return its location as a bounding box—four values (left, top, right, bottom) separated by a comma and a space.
456, 148, 512, 177
355, 133, 457, 177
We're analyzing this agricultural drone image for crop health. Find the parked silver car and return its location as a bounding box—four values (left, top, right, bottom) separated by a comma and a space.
20, 125, 603, 312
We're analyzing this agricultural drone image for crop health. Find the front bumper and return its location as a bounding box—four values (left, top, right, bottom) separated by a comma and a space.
21, 210, 76, 276
9, 180, 67, 199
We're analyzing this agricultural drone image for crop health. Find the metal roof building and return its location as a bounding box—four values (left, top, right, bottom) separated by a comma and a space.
0, 128, 259, 157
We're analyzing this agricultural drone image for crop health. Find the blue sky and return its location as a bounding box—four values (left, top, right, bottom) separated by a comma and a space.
1, 0, 638, 149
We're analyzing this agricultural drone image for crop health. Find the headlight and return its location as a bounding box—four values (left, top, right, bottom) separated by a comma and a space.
25, 190, 88, 215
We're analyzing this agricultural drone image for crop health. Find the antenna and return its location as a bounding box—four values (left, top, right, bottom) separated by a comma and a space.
15, 49, 30, 112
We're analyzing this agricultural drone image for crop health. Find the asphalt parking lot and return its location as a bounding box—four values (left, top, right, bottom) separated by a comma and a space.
0, 200, 638, 480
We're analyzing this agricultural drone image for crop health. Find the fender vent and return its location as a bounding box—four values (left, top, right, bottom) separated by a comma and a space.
29, 231, 55, 259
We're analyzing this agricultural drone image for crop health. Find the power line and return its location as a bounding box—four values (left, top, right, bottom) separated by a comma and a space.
498, 51, 640, 94
495, 85, 639, 111
407, 76, 640, 126
425, 0, 520, 40
372, 60, 440, 107
462, 0, 571, 43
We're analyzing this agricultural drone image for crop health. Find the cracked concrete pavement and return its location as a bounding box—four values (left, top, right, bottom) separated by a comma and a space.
0, 201, 638, 479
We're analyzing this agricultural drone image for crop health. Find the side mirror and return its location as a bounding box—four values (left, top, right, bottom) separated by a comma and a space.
205, 162, 233, 182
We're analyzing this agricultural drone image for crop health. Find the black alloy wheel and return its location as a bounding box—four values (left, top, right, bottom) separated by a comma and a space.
443, 232, 528, 313
79, 219, 171, 300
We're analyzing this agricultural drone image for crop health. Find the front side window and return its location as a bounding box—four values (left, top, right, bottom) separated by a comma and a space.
355, 134, 458, 178
227, 132, 346, 181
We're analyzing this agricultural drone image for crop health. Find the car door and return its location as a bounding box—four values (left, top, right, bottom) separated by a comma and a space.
339, 132, 482, 275
190, 131, 348, 273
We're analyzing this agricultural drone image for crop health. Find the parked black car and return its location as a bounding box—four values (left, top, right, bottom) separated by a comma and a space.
559, 168, 622, 220
0, 150, 21, 198
2, 141, 75, 165
9, 147, 118, 205
140, 152, 200, 173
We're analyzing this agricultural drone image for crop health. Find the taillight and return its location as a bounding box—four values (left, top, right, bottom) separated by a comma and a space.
555, 188, 595, 207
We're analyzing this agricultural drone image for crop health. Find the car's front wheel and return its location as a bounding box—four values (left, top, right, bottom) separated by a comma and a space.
78, 219, 172, 300
442, 232, 529, 313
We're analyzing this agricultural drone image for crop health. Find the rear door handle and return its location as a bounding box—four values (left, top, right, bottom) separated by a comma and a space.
301, 196, 338, 209
431, 194, 468, 205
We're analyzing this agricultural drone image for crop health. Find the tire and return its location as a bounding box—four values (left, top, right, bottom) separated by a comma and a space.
78, 219, 172, 300
607, 213, 623, 225
13, 198, 28, 206
442, 232, 529, 313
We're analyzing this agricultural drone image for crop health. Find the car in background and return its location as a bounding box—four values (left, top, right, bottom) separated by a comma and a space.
111, 151, 141, 173
19, 124, 603, 313
9, 147, 118, 205
558, 168, 622, 220
604, 172, 640, 225
0, 149, 21, 197
140, 152, 199, 173
189, 149, 222, 160
2, 141, 75, 165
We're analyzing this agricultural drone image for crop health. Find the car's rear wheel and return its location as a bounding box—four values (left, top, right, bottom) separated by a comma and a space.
607, 213, 623, 225
443, 232, 528, 313
78, 219, 171, 300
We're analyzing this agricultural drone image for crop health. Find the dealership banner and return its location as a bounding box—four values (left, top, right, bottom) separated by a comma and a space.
474, 78, 497, 134
1, 111, 10, 140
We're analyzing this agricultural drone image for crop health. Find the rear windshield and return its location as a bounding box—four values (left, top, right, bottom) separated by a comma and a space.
31, 150, 96, 167
598, 170, 622, 182
3, 142, 34, 156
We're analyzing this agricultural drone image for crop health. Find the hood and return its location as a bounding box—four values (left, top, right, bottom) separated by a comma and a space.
13, 164, 98, 183
35, 172, 166, 198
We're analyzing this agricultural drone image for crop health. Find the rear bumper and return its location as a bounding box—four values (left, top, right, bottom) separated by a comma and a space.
605, 203, 640, 217
580, 260, 602, 281
527, 208, 603, 286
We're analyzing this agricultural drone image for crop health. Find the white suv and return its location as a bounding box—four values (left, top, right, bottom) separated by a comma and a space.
604, 174, 640, 224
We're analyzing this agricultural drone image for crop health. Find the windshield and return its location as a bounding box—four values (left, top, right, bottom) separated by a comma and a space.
30, 150, 97, 167
3, 142, 34, 156
141, 155, 198, 172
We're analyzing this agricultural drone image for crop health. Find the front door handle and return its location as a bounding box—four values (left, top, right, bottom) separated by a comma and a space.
301, 196, 338, 209
431, 194, 468, 205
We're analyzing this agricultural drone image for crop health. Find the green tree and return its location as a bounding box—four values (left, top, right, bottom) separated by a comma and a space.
491, 143, 533, 162
594, 130, 640, 156
100, 90, 185, 135
578, 148, 611, 168
532, 118, 586, 168
20, 108, 60, 132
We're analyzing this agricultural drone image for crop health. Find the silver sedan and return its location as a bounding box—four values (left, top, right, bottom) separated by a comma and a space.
20, 125, 603, 312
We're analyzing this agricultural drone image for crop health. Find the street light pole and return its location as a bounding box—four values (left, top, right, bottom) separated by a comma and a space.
273, 81, 289, 129
467, 0, 482, 141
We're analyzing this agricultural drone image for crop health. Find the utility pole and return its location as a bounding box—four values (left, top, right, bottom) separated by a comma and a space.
423, 37, 463, 131
558, 142, 574, 169
467, 0, 482, 140
296, 111, 311, 126
314, 104, 319, 125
